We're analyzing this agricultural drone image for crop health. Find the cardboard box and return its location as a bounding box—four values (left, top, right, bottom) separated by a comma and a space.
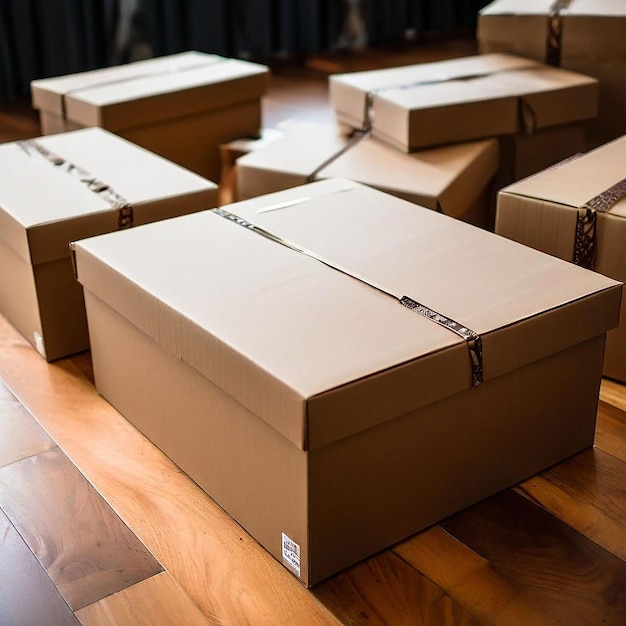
31, 51, 269, 181
478, 0, 626, 147
219, 128, 284, 205
0, 127, 217, 361
328, 53, 598, 153
495, 134, 626, 381
236, 121, 499, 228
73, 178, 621, 586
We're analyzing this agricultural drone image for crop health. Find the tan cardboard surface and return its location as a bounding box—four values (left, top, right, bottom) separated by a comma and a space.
498, 135, 626, 213
0, 127, 217, 265
31, 51, 268, 131
0, 126, 217, 360
75, 178, 621, 450
237, 121, 498, 220
496, 134, 626, 381
329, 53, 598, 151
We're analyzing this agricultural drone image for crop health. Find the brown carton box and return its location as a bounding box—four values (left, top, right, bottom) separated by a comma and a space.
31, 51, 269, 181
235, 121, 499, 228
478, 0, 626, 147
0, 127, 217, 360
495, 134, 626, 382
73, 178, 621, 586
328, 53, 598, 153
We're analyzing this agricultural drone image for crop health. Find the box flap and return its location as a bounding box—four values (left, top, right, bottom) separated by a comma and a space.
0, 127, 217, 265
31, 52, 217, 116
31, 51, 268, 131
74, 179, 621, 451
499, 135, 626, 216
237, 121, 499, 216
329, 53, 597, 145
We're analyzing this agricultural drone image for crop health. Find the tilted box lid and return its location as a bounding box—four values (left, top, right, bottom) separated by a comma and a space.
0, 127, 217, 266
478, 0, 626, 63
31, 51, 269, 131
237, 121, 499, 219
496, 135, 626, 264
74, 179, 621, 451
329, 53, 598, 150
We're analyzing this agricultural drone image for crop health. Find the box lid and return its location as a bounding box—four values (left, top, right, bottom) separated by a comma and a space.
499, 135, 626, 216
31, 51, 269, 131
329, 53, 598, 149
237, 121, 499, 218
479, 1, 626, 62
481, 0, 626, 18
73, 179, 621, 451
0, 127, 217, 266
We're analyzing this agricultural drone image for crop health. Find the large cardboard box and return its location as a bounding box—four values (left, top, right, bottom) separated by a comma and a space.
328, 53, 598, 153
73, 178, 621, 587
235, 121, 499, 228
31, 51, 269, 181
478, 0, 626, 147
0, 127, 217, 361
495, 134, 626, 382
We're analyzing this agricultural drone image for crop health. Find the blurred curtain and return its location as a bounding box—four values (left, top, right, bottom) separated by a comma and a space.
0, 0, 117, 102
0, 0, 491, 103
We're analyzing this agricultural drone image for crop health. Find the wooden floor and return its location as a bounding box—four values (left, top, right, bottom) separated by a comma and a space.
1, 40, 626, 625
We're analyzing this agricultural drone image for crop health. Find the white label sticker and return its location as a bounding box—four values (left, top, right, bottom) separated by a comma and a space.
33, 332, 46, 359
281, 532, 301, 577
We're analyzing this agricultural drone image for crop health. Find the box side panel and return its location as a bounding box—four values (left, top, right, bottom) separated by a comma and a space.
237, 165, 308, 202
328, 79, 367, 131
373, 97, 516, 152
308, 334, 605, 585
0, 239, 43, 356
120, 100, 262, 183
596, 215, 626, 383
495, 194, 578, 262
561, 59, 626, 149
84, 290, 312, 585
477, 14, 548, 62
39, 112, 83, 136
563, 15, 626, 63
33, 258, 89, 361
498, 123, 587, 183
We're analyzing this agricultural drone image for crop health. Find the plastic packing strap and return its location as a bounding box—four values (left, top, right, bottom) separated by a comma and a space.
547, 0, 574, 66
575, 176, 626, 270
58, 55, 228, 118
212, 203, 484, 388
361, 65, 539, 136
18, 138, 133, 229
305, 129, 370, 184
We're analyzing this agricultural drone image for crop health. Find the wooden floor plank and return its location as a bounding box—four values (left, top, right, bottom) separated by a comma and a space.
314, 551, 484, 626
75, 571, 216, 626
437, 490, 626, 626
0, 316, 340, 625
516, 447, 626, 561
1, 508, 80, 626
0, 396, 56, 468
0, 447, 162, 610
600, 379, 626, 414
595, 400, 626, 463
395, 526, 561, 626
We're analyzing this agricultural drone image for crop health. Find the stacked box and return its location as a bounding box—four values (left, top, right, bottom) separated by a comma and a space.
0, 127, 217, 361
73, 178, 621, 587
31, 51, 269, 182
478, 0, 626, 148
329, 52, 596, 184
495, 134, 626, 382
235, 121, 499, 229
